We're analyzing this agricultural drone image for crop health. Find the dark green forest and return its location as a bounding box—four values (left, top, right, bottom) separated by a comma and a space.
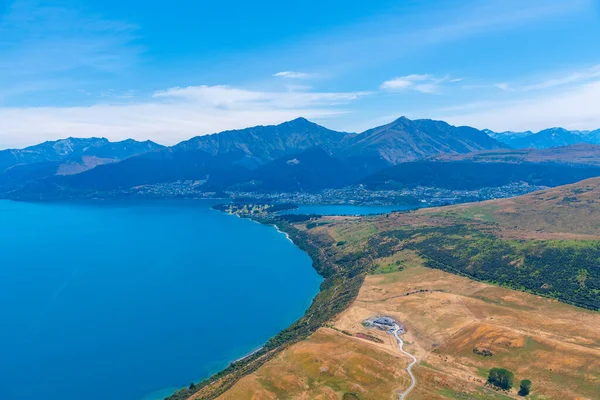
373, 225, 600, 310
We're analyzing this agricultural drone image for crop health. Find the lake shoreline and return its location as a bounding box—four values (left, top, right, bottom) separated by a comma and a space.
164, 212, 369, 400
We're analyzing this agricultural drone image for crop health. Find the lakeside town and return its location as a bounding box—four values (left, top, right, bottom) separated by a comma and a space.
112, 180, 545, 207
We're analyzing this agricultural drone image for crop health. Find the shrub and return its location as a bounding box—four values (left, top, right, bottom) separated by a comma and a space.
487, 367, 514, 390
518, 379, 532, 396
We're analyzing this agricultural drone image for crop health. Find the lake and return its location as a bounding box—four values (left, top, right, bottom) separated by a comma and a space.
0, 200, 322, 400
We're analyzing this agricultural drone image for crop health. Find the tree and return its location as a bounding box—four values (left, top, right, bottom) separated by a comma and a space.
519, 379, 532, 396
487, 367, 514, 390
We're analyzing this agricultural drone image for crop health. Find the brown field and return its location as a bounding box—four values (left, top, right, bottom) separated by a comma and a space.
214, 328, 412, 400
215, 262, 600, 399
335, 263, 600, 400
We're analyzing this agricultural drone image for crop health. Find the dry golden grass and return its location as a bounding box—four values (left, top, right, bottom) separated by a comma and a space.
216, 328, 411, 400
216, 264, 600, 399
340, 265, 600, 400
210, 179, 600, 400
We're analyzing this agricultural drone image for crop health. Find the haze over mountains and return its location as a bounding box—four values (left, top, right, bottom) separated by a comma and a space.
2, 116, 600, 200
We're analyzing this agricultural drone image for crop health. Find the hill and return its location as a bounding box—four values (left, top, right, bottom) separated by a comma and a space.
359, 160, 600, 190
179, 178, 600, 400
433, 143, 600, 166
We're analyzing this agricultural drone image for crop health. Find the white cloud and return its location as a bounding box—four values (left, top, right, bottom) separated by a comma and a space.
381, 74, 461, 94
274, 71, 312, 79
153, 85, 367, 108
0, 85, 368, 148
442, 79, 600, 131
522, 64, 600, 91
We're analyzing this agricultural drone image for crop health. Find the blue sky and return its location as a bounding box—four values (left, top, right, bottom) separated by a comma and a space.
1, 0, 599, 147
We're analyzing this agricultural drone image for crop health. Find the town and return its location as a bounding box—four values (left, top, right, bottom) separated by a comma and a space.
110, 180, 544, 207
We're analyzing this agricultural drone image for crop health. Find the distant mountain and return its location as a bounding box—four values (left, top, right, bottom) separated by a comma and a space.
0, 137, 163, 172
484, 129, 533, 140
174, 117, 350, 169
175, 116, 507, 168
0, 138, 164, 192
489, 127, 600, 149
586, 129, 600, 143
511, 128, 582, 149
343, 117, 507, 163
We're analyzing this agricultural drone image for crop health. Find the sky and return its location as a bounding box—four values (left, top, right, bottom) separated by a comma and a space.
1, 0, 599, 148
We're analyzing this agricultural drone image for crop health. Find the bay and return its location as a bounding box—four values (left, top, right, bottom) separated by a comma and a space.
0, 200, 322, 400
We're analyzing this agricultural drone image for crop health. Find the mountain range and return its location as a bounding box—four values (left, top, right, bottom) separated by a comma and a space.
487, 127, 600, 149
0, 138, 164, 193
3, 116, 600, 200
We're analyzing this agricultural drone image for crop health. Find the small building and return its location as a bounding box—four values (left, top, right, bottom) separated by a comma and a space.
373, 317, 395, 326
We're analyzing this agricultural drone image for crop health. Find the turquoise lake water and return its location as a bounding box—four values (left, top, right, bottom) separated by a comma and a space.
0, 200, 322, 400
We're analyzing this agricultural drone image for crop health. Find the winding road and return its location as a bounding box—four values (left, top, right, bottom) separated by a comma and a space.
392, 324, 417, 400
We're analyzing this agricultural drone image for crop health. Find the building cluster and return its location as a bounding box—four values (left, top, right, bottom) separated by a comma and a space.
112, 180, 544, 207
227, 182, 544, 207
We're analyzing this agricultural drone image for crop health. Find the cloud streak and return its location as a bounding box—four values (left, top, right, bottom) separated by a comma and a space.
273, 71, 313, 79
522, 65, 600, 91
442, 79, 600, 131
0, 85, 368, 148
381, 74, 460, 94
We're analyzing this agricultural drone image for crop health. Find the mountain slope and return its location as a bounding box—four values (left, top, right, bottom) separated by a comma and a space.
174, 117, 350, 168
0, 137, 163, 172
15, 150, 252, 197
0, 138, 164, 192
361, 160, 600, 190
433, 143, 600, 166
343, 117, 506, 163
233, 148, 357, 192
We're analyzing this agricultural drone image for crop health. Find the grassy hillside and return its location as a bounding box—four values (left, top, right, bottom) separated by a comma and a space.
184, 178, 600, 399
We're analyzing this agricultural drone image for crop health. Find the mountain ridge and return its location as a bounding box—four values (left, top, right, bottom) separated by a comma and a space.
343, 116, 507, 163
5, 117, 600, 198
